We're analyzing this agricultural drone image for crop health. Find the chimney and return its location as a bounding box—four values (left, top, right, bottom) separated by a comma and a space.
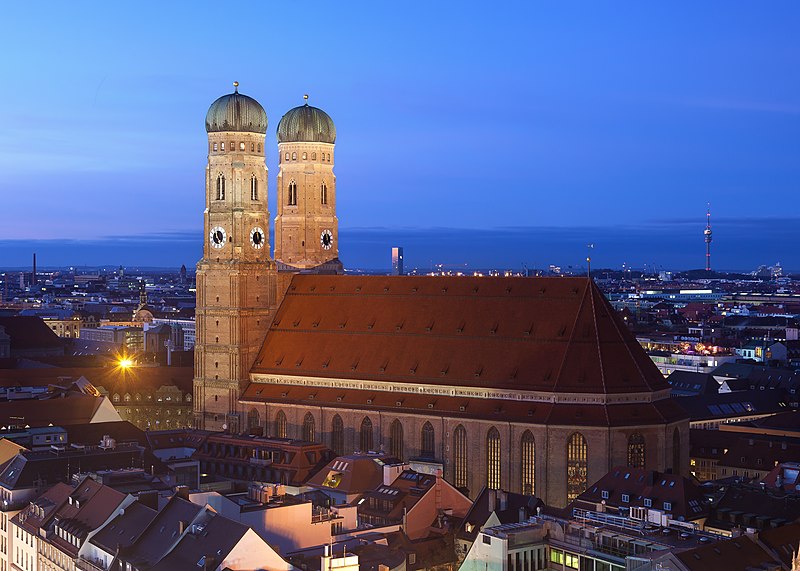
174, 485, 190, 501
138, 490, 158, 511
488, 489, 497, 512
178, 520, 188, 534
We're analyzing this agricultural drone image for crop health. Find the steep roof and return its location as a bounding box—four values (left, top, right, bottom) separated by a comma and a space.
91, 500, 158, 554
251, 276, 671, 397
0, 317, 63, 350
675, 535, 780, 571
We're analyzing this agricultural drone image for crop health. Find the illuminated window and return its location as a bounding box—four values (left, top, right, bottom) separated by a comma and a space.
292, 152, 297, 160
216, 174, 225, 200
302, 152, 307, 160
247, 408, 260, 430
453, 424, 468, 489
673, 428, 681, 473
486, 426, 501, 490
275, 410, 287, 439
213, 142, 218, 152
360, 417, 373, 451
331, 414, 344, 455
250, 175, 258, 200
220, 142, 225, 151
239, 142, 245, 151
566, 432, 588, 502
421, 421, 435, 458
627, 433, 646, 468
288, 181, 297, 206
321, 182, 328, 205
303, 412, 315, 442
521, 430, 535, 495
113, 393, 120, 403
389, 419, 403, 459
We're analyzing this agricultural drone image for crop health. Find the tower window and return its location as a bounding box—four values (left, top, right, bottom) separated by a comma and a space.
251, 142, 255, 152
567, 432, 588, 502
292, 152, 297, 160
312, 152, 317, 160
288, 181, 297, 206
230, 141, 234, 152
250, 175, 258, 201
220, 142, 225, 151
216, 174, 226, 200
302, 152, 307, 160
321, 182, 328, 205
258, 143, 262, 153
239, 142, 245, 151
486, 426, 501, 490
285, 152, 289, 161
327, 153, 331, 161
213, 142, 218, 152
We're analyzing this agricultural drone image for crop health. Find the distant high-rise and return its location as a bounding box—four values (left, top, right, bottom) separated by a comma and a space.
704, 206, 713, 271
391, 247, 404, 275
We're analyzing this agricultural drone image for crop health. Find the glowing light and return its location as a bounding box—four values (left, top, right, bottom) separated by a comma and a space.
118, 358, 133, 369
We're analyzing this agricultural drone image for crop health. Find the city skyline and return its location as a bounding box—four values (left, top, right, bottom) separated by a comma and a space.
2, 3, 799, 270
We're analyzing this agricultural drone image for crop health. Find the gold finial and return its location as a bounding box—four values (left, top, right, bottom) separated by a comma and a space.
303, 94, 309, 103
233, 81, 239, 93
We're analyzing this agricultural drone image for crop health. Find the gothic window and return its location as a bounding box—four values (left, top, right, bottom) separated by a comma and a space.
389, 419, 403, 459
303, 412, 315, 442
292, 152, 297, 160
312, 152, 317, 160
331, 414, 344, 456
216, 174, 225, 200
239, 142, 245, 151
360, 417, 373, 452
566, 433, 588, 502
327, 153, 331, 161
487, 427, 501, 490
247, 408, 260, 430
627, 433, 646, 469
421, 422, 435, 458
321, 182, 328, 205
302, 152, 307, 160
275, 410, 287, 439
285, 152, 289, 161
453, 425, 468, 489
288, 181, 297, 206
521, 430, 535, 496
250, 175, 258, 200
673, 428, 681, 473
213, 142, 218, 152
221, 142, 225, 151
251, 142, 255, 152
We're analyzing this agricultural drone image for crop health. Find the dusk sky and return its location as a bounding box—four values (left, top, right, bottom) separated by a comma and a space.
2, 3, 799, 271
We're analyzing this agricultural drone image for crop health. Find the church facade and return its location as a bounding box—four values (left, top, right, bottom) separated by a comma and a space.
194, 86, 689, 507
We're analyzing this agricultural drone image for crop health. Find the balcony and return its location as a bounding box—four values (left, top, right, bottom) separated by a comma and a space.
77, 557, 107, 571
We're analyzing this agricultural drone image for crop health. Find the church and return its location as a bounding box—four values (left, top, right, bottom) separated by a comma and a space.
193, 85, 689, 507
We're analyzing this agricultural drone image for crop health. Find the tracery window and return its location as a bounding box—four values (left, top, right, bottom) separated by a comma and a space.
321, 182, 328, 205
521, 430, 535, 495
627, 433, 646, 469
302, 152, 307, 160
303, 412, 315, 442
250, 175, 258, 200
275, 410, 287, 439
389, 419, 403, 459
487, 426, 501, 490
292, 152, 297, 160
360, 417, 373, 452
288, 181, 297, 206
331, 414, 344, 456
216, 174, 225, 200
567, 432, 588, 502
285, 152, 289, 161
239, 142, 245, 151
453, 425, 468, 489
421, 421, 435, 458
247, 408, 260, 430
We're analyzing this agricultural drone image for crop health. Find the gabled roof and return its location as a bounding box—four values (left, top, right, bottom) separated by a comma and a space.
91, 500, 158, 554
676, 535, 780, 571
251, 276, 669, 396
457, 487, 544, 542
305, 453, 397, 495
0, 317, 64, 350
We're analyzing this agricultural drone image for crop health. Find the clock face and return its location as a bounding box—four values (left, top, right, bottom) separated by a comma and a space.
250, 227, 265, 249
210, 226, 226, 249
320, 229, 334, 250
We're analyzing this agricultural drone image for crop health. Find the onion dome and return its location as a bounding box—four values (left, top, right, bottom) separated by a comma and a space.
277, 97, 336, 144
205, 82, 267, 134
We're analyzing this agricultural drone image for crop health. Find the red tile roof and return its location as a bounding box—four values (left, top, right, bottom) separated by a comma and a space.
251, 276, 670, 397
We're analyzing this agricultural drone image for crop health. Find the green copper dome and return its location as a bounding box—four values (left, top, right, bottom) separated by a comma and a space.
205, 84, 267, 134
277, 103, 336, 144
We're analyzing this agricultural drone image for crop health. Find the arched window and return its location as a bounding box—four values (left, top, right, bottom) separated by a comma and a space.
302, 152, 307, 160
673, 428, 681, 474
453, 425, 468, 490
239, 142, 245, 151
213, 142, 218, 152
389, 419, 403, 459
216, 174, 225, 200
567, 433, 588, 502
486, 427, 501, 490
247, 408, 260, 430
331, 414, 344, 456
292, 152, 297, 160
360, 417, 373, 452
285, 152, 289, 161
303, 413, 315, 442
327, 153, 331, 161
230, 141, 234, 152
627, 433, 646, 469
521, 430, 535, 495
312, 152, 317, 160
257, 143, 262, 153
275, 410, 287, 439
321, 182, 328, 205
220, 142, 225, 151
251, 142, 255, 152
250, 175, 258, 201
288, 181, 297, 206
421, 422, 435, 458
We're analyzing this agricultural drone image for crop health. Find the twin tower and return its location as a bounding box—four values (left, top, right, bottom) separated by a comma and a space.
194, 84, 341, 431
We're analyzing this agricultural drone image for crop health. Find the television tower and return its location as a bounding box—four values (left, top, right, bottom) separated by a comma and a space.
704, 205, 712, 271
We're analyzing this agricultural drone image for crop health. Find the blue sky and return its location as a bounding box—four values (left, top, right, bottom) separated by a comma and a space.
1, 2, 799, 270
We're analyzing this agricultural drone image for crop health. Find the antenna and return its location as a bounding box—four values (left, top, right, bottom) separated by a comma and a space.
586, 244, 594, 278
704, 204, 713, 271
